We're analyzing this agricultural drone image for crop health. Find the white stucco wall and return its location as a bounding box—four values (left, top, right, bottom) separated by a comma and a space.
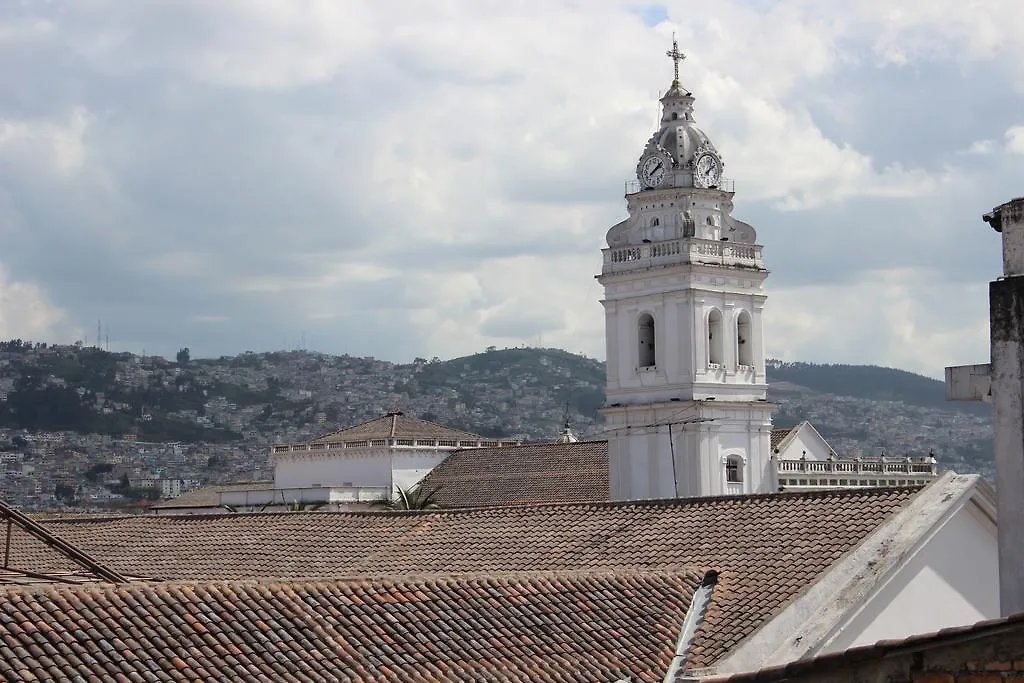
776, 426, 833, 461
602, 279, 768, 406
274, 451, 391, 489
822, 501, 999, 652
274, 447, 460, 492
392, 451, 450, 492
605, 401, 774, 500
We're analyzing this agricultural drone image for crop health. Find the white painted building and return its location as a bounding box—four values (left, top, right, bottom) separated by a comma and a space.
599, 39, 774, 500
772, 421, 937, 491
226, 411, 519, 509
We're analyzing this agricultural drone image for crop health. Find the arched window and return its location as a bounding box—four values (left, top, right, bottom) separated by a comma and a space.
638, 313, 656, 368
682, 211, 695, 238
726, 456, 743, 483
671, 112, 679, 120
708, 309, 724, 366
651, 217, 660, 227
737, 311, 753, 366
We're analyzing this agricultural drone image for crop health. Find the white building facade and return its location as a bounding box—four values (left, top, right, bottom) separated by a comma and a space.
599, 41, 775, 500
260, 411, 518, 508
772, 422, 937, 491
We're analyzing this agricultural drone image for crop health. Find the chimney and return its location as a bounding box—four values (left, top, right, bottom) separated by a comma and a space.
949, 197, 1024, 616
987, 197, 1024, 616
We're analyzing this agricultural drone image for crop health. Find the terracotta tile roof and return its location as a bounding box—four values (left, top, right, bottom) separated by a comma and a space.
0, 570, 702, 682
309, 410, 487, 443
16, 485, 923, 668
419, 440, 609, 507
0, 500, 132, 586
771, 427, 795, 451
148, 480, 273, 510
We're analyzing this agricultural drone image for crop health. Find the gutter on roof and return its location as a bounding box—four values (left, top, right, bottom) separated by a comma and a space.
663, 570, 719, 683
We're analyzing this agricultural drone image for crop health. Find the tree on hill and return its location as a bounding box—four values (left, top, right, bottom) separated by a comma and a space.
176, 347, 191, 365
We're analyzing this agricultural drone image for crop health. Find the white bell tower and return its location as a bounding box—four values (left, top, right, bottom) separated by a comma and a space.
598, 38, 776, 500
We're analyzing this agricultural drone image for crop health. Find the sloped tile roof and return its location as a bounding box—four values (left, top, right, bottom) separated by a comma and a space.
419, 440, 609, 507
309, 411, 487, 443
771, 427, 795, 451
0, 570, 702, 682
16, 485, 922, 668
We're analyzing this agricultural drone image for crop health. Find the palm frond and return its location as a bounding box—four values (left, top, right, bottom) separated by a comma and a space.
375, 483, 444, 510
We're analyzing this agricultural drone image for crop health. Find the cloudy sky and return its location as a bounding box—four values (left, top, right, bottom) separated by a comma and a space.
0, 1, 1021, 377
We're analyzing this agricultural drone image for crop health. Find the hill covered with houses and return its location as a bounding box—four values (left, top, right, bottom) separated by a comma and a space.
0, 340, 995, 509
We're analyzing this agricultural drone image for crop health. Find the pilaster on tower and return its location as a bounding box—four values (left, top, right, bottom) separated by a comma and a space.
598, 38, 776, 501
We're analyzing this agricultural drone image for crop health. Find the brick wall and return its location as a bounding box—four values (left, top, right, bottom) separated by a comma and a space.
717, 620, 1024, 683
914, 659, 1024, 683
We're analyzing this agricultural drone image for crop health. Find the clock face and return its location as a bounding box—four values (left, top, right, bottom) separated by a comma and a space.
694, 153, 722, 188
639, 155, 668, 189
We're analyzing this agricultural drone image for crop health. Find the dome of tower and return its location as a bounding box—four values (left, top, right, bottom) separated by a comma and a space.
652, 118, 718, 171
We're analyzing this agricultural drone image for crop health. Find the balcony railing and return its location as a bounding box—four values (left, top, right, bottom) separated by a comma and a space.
776, 459, 938, 476
270, 438, 520, 455
602, 237, 764, 275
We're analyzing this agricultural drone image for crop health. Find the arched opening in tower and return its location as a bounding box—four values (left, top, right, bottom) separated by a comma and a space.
737, 311, 753, 367
708, 309, 724, 366
638, 314, 656, 368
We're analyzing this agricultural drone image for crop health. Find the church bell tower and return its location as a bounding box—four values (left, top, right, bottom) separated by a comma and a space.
598, 38, 775, 500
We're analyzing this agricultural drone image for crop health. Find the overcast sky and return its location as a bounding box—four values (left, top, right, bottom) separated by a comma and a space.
0, 1, 1021, 378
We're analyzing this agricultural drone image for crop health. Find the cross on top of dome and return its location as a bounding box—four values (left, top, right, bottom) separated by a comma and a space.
666, 34, 685, 87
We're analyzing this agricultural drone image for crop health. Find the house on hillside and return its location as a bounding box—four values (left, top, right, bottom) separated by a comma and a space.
13, 472, 999, 680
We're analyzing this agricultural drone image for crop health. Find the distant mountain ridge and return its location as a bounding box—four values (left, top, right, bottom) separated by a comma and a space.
766, 359, 987, 417
0, 342, 992, 480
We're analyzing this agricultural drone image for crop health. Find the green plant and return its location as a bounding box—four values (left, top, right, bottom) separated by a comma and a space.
375, 483, 443, 511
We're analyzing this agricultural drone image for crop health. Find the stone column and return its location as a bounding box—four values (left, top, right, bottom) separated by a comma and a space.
986, 197, 1024, 617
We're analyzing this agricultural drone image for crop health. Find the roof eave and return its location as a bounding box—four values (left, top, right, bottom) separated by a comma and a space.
703, 471, 983, 677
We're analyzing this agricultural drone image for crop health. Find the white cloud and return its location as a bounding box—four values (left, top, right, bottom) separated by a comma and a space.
0, 266, 70, 342
767, 268, 990, 378
0, 0, 1018, 374
1006, 126, 1024, 154
964, 139, 995, 155
710, 94, 949, 209
0, 107, 90, 175
0, 17, 54, 43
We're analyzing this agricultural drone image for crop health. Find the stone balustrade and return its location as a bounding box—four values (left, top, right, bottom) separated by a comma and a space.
270, 438, 520, 455
602, 237, 763, 274
776, 459, 937, 476
775, 457, 938, 490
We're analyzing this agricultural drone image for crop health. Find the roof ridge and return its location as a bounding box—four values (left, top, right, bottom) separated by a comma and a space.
82, 484, 928, 522
304, 412, 490, 443
7, 566, 713, 595
452, 439, 608, 452
393, 412, 490, 439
